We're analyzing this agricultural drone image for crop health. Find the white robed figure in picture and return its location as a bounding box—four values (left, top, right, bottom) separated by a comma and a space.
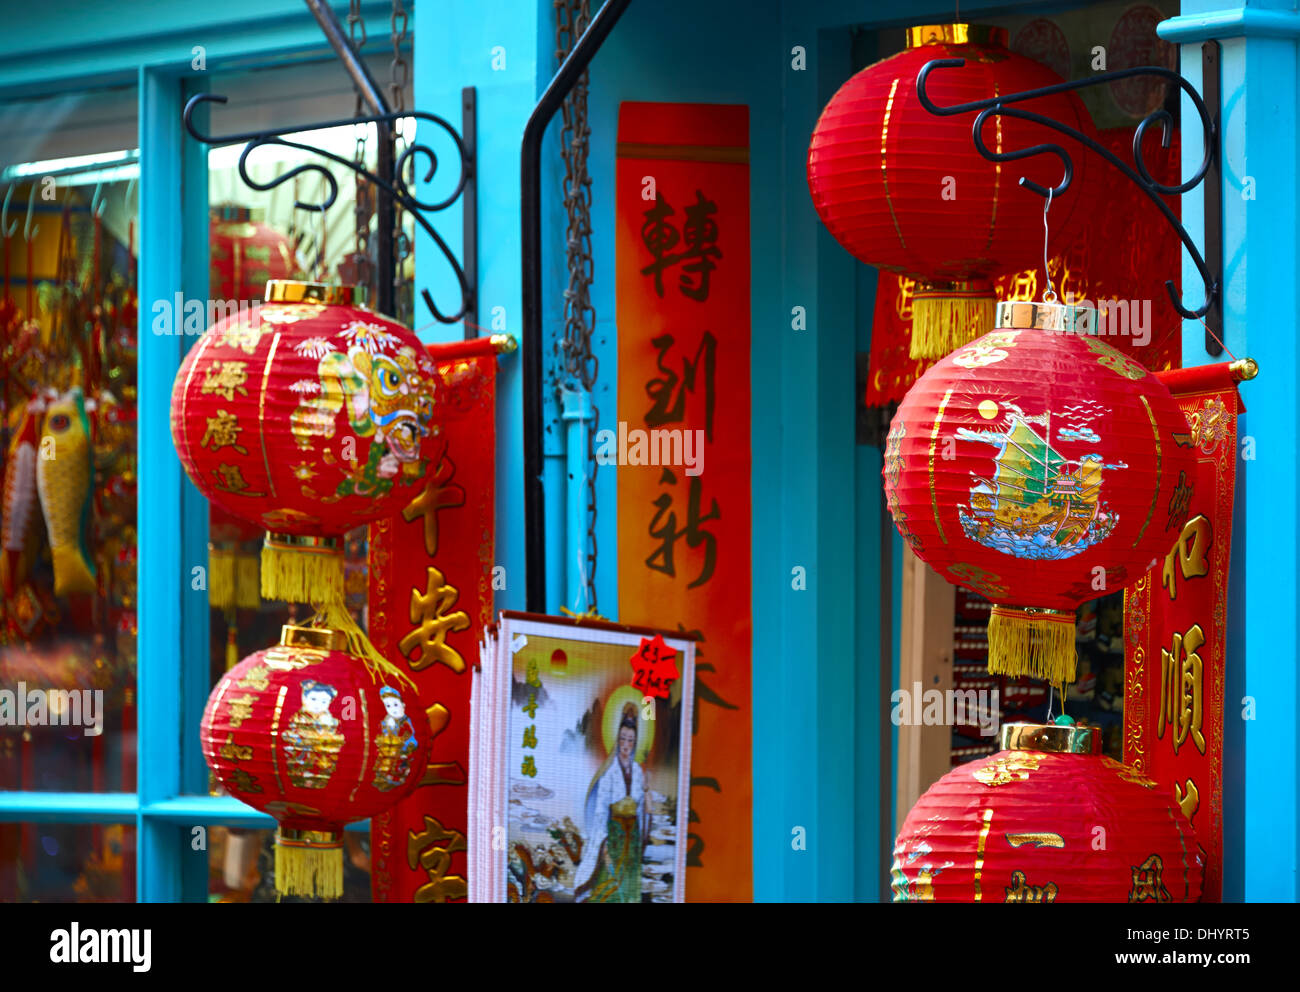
574, 701, 650, 902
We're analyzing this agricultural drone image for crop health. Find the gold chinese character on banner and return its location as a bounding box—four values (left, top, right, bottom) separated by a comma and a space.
407, 815, 468, 903
1162, 515, 1212, 600
401, 456, 465, 557
1158, 624, 1206, 755
398, 566, 471, 672
1129, 854, 1171, 903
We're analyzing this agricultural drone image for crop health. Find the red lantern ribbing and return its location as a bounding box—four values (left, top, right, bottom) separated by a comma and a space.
883, 300, 1196, 685
892, 723, 1203, 902
807, 24, 1098, 358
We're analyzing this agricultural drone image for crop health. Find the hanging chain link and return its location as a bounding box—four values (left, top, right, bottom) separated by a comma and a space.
390, 0, 410, 114
347, 0, 367, 116
556, 0, 599, 612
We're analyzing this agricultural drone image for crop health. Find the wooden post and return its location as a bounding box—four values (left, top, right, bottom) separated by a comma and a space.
895, 546, 955, 836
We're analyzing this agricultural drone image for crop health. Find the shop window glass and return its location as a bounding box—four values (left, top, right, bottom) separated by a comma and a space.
0, 822, 136, 901
1, 84, 139, 793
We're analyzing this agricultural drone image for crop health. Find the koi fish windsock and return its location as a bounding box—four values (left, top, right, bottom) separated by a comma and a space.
36, 387, 96, 597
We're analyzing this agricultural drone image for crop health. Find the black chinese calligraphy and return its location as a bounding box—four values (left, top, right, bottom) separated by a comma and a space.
640, 191, 722, 301
646, 467, 720, 588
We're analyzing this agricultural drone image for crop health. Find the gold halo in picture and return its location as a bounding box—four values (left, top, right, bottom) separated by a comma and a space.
601, 684, 654, 765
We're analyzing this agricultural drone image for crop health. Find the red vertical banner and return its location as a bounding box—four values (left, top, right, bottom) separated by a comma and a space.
1124, 363, 1243, 902
369, 343, 497, 902
615, 102, 753, 901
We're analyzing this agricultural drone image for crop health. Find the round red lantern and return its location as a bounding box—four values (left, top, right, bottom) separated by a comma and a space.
209, 205, 300, 302
893, 722, 1203, 902
807, 23, 1098, 358
883, 300, 1196, 685
202, 624, 430, 898
171, 280, 439, 605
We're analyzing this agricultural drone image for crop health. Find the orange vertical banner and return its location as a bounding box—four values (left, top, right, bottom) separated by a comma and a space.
1124, 362, 1243, 903
369, 342, 498, 902
615, 101, 752, 901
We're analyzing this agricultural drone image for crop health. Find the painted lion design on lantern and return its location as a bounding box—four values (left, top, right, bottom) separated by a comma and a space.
290, 324, 436, 500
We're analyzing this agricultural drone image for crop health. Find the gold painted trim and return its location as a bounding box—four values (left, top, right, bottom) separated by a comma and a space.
905, 24, 1008, 48
995, 300, 1096, 333
178, 334, 213, 474
264, 280, 358, 305
928, 388, 954, 544
258, 331, 281, 498
1000, 722, 1101, 754
1133, 395, 1160, 548
281, 624, 346, 652
973, 807, 993, 901
265, 533, 344, 555
881, 77, 908, 252
350, 683, 371, 803
206, 675, 233, 767
615, 142, 748, 164
271, 683, 289, 795
278, 828, 343, 849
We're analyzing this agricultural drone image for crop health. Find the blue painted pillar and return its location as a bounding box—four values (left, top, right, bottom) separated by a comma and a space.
1160, 2, 1300, 903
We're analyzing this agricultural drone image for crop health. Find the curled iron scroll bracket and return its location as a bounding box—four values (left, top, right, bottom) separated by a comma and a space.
915, 57, 1220, 324
183, 92, 474, 324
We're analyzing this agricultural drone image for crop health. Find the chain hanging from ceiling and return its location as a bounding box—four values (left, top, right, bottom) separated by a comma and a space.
389, 0, 413, 325
555, 0, 599, 613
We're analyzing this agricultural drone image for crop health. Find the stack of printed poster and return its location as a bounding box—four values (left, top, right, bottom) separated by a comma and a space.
469, 611, 696, 903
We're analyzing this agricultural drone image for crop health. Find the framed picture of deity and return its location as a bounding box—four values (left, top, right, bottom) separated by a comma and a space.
468, 612, 697, 903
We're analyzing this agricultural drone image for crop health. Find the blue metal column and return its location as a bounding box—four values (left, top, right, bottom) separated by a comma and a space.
1160, 3, 1300, 903
561, 387, 593, 613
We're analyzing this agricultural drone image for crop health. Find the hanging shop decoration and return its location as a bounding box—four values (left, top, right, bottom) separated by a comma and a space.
616, 101, 754, 902
367, 335, 505, 904
807, 24, 1097, 359
1124, 359, 1254, 903
171, 279, 438, 614
892, 722, 1203, 902
209, 205, 301, 303
201, 624, 430, 898
883, 300, 1197, 687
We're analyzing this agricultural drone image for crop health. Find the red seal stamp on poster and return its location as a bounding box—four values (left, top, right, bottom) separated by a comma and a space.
630, 633, 679, 699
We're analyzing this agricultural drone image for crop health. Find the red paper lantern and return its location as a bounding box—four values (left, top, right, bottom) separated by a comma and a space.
883, 300, 1196, 684
201, 624, 430, 898
807, 23, 1098, 358
171, 280, 439, 604
893, 722, 1203, 902
209, 205, 300, 302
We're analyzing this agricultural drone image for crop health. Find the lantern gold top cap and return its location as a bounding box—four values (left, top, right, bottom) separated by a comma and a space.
264, 280, 362, 307
1000, 722, 1101, 755
280, 624, 347, 653
905, 24, 1008, 49
995, 299, 1097, 334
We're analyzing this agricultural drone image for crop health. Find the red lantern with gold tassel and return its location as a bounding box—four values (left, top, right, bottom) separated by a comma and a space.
882, 299, 1196, 686
171, 280, 438, 619
807, 23, 1098, 358
209, 502, 262, 669
893, 722, 1203, 902
202, 624, 430, 898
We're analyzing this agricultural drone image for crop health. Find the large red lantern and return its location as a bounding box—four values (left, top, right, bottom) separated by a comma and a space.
171, 280, 439, 607
209, 205, 300, 302
807, 24, 1098, 358
202, 624, 430, 898
893, 722, 1203, 902
883, 301, 1196, 685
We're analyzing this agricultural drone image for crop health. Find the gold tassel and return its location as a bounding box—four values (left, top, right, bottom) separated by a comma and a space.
261, 535, 344, 604
209, 545, 237, 610
275, 830, 343, 900
235, 552, 261, 609
987, 605, 1077, 686
316, 600, 419, 694
225, 624, 240, 671
909, 281, 995, 359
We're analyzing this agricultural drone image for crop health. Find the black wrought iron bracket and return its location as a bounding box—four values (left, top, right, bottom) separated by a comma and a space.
181, 90, 478, 331
916, 40, 1224, 355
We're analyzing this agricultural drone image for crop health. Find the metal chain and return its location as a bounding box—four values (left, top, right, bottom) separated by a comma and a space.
390, 0, 409, 114
347, 0, 367, 117
556, 0, 598, 612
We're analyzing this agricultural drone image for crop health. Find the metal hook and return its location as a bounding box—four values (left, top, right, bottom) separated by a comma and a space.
23, 184, 39, 242
2, 185, 17, 238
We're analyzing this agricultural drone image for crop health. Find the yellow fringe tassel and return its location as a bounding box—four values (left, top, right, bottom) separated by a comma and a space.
235, 552, 261, 609
909, 287, 995, 360
261, 540, 344, 604
275, 837, 343, 900
209, 546, 236, 610
987, 605, 1077, 686
225, 626, 241, 671
315, 600, 419, 694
